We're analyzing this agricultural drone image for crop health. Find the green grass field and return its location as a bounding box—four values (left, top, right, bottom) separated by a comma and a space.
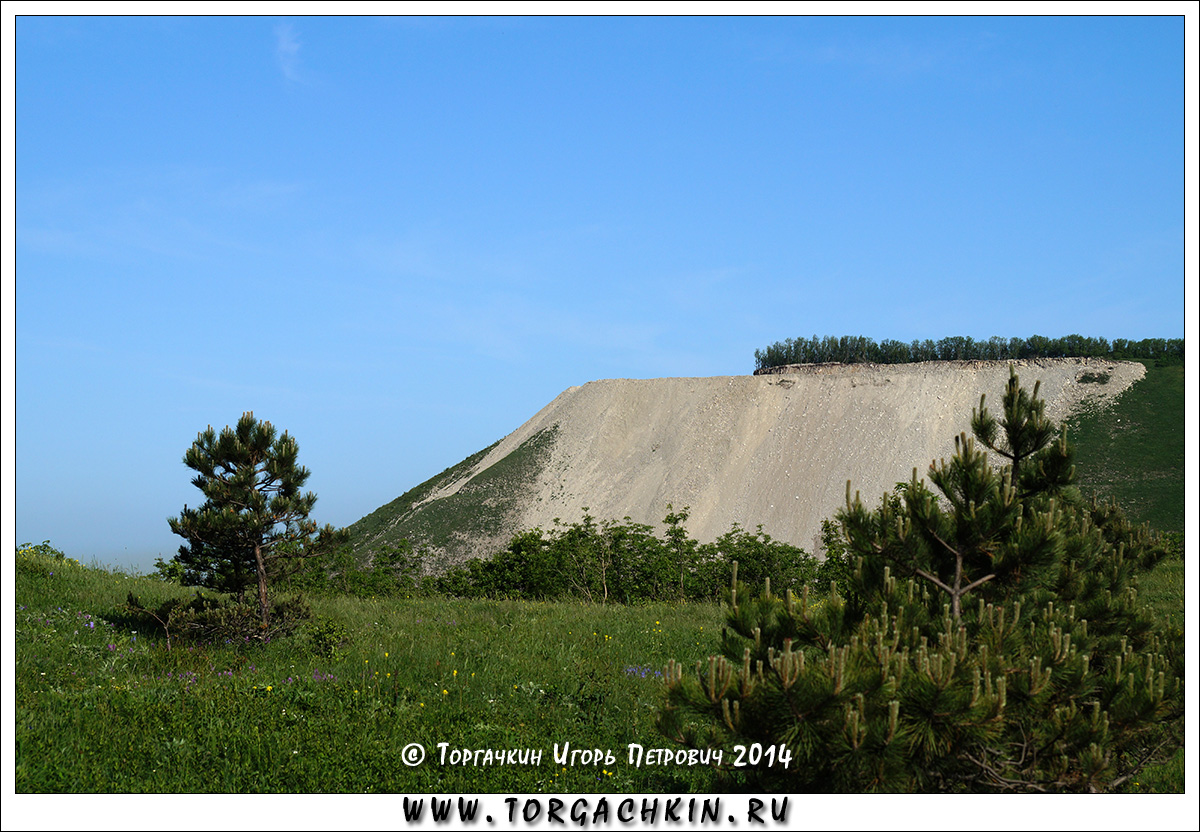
15, 546, 725, 793
15, 536, 1184, 793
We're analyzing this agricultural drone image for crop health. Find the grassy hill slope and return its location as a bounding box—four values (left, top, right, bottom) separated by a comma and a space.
1064, 359, 1185, 531
347, 427, 558, 571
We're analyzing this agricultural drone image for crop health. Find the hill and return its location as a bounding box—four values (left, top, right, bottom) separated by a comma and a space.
348, 357, 1147, 570
1064, 358, 1185, 532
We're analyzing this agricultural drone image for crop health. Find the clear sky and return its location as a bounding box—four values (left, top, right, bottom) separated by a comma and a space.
7, 11, 1192, 573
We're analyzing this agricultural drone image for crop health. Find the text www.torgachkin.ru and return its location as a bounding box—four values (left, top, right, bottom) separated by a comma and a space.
397, 795, 790, 827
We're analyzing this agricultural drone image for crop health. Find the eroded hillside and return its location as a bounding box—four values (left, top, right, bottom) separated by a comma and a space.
349, 358, 1145, 568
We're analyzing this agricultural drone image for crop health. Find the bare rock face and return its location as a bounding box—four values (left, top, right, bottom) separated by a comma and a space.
355, 358, 1144, 565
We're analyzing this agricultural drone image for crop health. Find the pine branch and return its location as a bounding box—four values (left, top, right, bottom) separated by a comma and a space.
912, 567, 953, 596
959, 573, 997, 595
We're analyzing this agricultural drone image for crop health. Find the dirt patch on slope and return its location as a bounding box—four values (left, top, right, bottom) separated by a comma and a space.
432, 358, 1144, 558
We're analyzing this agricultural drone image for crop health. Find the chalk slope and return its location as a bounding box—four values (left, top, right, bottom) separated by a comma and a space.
349, 358, 1144, 564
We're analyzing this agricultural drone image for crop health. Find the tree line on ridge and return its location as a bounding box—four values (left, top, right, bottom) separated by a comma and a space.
754, 334, 1184, 372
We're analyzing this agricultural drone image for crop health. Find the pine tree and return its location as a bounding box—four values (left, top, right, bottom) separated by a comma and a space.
168, 413, 332, 628
659, 368, 1183, 792
167, 520, 257, 604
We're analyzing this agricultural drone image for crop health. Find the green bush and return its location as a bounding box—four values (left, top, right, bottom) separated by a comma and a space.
123, 591, 312, 647
435, 509, 820, 605
17, 540, 69, 560
277, 540, 425, 600
301, 617, 352, 659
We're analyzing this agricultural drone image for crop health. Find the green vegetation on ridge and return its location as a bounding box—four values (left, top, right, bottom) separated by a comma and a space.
347, 440, 499, 555
754, 333, 1184, 372
347, 427, 559, 572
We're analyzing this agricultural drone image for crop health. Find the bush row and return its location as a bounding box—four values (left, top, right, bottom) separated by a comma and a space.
266, 509, 851, 605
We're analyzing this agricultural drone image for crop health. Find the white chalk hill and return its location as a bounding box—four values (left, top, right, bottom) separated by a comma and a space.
348, 358, 1143, 568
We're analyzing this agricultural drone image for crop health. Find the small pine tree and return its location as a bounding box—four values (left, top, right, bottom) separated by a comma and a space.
659, 367, 1183, 792
167, 413, 339, 628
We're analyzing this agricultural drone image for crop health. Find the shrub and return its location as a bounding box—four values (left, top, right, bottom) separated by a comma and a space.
124, 591, 312, 648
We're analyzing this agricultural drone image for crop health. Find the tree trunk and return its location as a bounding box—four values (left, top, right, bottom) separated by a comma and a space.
254, 541, 270, 630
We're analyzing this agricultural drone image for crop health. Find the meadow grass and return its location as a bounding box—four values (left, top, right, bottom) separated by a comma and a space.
16, 531, 1185, 793
15, 547, 724, 793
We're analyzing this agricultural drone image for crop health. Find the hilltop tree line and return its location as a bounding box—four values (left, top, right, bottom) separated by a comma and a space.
753, 334, 1185, 372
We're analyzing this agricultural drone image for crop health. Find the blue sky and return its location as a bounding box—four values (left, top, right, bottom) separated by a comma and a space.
7, 13, 1191, 572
